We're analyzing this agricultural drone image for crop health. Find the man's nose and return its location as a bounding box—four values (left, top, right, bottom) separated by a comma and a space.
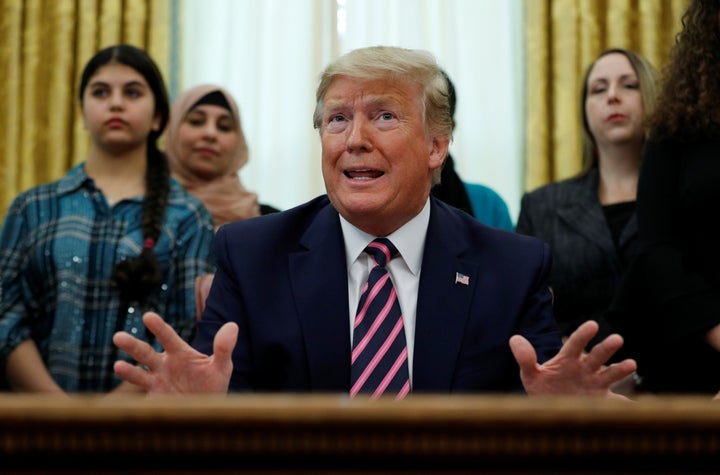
346, 117, 371, 152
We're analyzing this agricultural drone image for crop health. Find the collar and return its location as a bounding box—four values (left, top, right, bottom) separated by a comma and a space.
340, 198, 430, 277
57, 163, 93, 196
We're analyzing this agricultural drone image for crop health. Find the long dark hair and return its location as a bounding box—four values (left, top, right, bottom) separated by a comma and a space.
79, 44, 171, 305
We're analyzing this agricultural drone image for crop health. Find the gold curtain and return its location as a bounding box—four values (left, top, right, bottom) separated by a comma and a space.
524, 0, 690, 192
0, 0, 172, 218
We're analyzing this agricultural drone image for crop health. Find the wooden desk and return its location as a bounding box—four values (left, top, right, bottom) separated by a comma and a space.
1, 393, 719, 473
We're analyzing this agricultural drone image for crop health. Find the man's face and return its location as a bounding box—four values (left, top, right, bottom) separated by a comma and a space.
319, 75, 447, 236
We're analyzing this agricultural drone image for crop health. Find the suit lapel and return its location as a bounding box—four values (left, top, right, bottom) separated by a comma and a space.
556, 170, 615, 255
289, 204, 351, 391
413, 199, 477, 392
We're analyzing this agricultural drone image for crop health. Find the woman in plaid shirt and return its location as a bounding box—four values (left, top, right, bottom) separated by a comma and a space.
0, 44, 215, 394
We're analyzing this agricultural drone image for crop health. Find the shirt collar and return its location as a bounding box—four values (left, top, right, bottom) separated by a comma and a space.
340, 198, 430, 277
57, 163, 92, 196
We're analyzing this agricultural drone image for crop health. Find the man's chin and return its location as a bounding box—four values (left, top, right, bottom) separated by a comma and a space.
330, 195, 385, 218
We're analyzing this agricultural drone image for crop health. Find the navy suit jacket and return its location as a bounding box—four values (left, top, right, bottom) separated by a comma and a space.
193, 195, 561, 393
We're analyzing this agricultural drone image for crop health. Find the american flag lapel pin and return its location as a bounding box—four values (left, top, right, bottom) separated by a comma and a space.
455, 272, 470, 286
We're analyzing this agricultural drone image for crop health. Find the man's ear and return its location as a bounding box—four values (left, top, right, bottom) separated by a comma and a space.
428, 135, 450, 171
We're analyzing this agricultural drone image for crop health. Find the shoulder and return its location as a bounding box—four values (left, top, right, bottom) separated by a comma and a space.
260, 203, 282, 215
432, 197, 547, 257
217, 195, 334, 244
474, 225, 553, 282
472, 221, 552, 280
166, 178, 214, 227
463, 182, 513, 230
464, 182, 509, 210
3, 177, 68, 219
464, 182, 502, 198
212, 195, 338, 273
524, 176, 581, 199
168, 176, 203, 206
644, 133, 717, 157
479, 220, 549, 259
521, 173, 593, 209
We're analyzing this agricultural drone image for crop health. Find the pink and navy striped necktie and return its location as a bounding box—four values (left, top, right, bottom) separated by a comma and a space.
350, 238, 411, 399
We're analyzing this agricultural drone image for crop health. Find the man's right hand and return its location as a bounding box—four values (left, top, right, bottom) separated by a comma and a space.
113, 311, 238, 394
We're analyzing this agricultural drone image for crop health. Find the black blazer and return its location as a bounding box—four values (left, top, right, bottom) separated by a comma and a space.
607, 136, 720, 394
516, 168, 640, 349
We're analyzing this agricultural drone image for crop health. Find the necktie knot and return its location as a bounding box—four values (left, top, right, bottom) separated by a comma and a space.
365, 238, 398, 268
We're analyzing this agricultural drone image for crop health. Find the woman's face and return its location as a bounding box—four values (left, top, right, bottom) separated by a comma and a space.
584, 53, 645, 150
175, 104, 239, 179
82, 63, 160, 153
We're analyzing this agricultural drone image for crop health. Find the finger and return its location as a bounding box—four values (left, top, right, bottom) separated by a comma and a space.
509, 334, 538, 371
600, 359, 637, 385
558, 320, 599, 358
142, 311, 191, 354
584, 333, 625, 370
113, 331, 160, 369
213, 322, 238, 363
114, 360, 153, 389
607, 391, 634, 402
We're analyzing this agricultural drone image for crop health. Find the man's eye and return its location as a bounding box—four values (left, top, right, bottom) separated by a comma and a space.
380, 112, 394, 120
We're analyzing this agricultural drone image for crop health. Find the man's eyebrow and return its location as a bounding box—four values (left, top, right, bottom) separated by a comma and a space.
324, 96, 400, 111
365, 95, 402, 107
323, 99, 346, 111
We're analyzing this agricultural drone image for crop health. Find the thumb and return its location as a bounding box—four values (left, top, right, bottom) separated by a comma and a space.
509, 334, 537, 370
213, 322, 239, 363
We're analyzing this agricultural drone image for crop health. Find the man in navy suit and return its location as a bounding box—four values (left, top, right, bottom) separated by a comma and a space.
113, 46, 635, 397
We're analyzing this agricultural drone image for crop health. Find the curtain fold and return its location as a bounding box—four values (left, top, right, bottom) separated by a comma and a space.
0, 0, 172, 218
524, 0, 691, 192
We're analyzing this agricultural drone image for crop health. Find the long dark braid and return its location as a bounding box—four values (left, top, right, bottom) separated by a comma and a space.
110, 143, 170, 304
80, 44, 171, 305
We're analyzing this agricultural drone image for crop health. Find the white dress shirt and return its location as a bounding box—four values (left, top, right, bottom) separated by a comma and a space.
340, 198, 430, 381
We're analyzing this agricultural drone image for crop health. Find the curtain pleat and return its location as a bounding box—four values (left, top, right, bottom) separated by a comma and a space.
524, 0, 691, 192
0, 0, 23, 209
0, 0, 171, 219
525, 0, 552, 188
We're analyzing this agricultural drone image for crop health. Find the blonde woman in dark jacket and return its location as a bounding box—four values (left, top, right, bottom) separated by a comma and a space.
516, 49, 658, 359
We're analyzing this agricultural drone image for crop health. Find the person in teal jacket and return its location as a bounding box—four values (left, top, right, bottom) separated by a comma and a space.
431, 70, 513, 231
